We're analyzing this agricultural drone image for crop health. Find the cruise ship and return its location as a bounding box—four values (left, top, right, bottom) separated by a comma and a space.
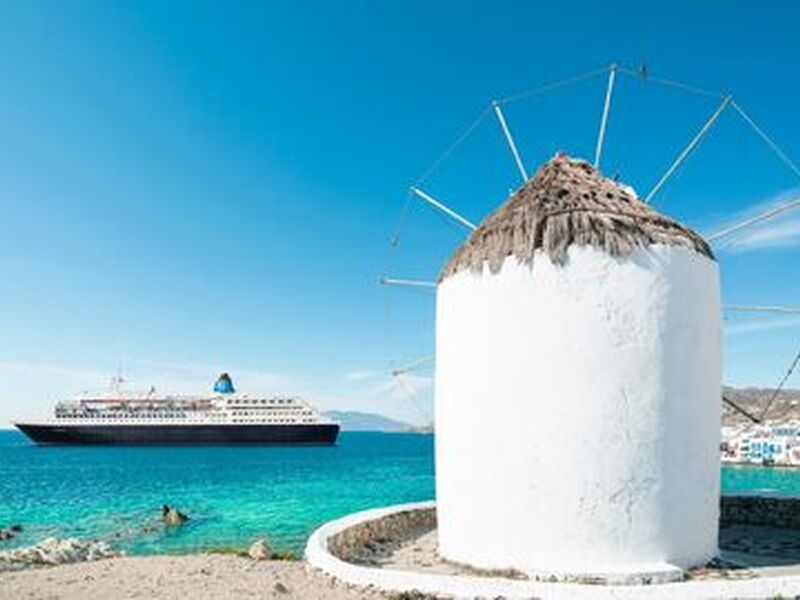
15, 373, 340, 445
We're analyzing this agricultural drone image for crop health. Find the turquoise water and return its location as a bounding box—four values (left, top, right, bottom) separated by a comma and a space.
1, 430, 798, 556
721, 463, 800, 496
0, 430, 434, 555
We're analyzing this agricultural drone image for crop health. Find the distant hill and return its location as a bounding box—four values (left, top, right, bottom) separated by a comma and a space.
324, 411, 415, 432
723, 386, 800, 425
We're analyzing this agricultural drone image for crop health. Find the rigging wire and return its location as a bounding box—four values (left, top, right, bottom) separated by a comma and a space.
616, 67, 726, 99
496, 66, 609, 106
731, 101, 800, 181
416, 105, 492, 186
758, 347, 800, 423
703, 101, 800, 246
394, 371, 434, 423
392, 355, 435, 377
389, 189, 415, 249
382, 191, 418, 397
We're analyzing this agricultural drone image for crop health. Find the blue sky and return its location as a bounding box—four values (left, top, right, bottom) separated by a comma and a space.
0, 1, 798, 426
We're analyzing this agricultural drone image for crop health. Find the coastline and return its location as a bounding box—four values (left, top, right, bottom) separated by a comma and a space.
724, 461, 800, 470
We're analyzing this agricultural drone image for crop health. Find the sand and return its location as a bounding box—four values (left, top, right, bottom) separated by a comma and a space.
0, 555, 393, 600
8, 522, 800, 599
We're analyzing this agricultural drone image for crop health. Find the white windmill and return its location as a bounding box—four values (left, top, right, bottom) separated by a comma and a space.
380, 64, 800, 582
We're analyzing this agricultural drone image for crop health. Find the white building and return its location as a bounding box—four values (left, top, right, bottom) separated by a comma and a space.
435, 154, 721, 583
722, 421, 800, 465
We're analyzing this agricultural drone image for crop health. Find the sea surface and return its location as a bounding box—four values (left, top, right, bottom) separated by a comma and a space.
0, 430, 433, 555
0, 429, 797, 556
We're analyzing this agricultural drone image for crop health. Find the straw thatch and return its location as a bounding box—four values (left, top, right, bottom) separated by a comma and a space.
440, 153, 713, 281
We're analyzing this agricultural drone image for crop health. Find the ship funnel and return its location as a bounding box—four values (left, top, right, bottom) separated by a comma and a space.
213, 373, 235, 394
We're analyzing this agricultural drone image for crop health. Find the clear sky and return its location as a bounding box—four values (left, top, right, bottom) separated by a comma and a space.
0, 1, 798, 427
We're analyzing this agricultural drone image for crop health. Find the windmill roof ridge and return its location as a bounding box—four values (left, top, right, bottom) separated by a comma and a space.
440, 153, 713, 280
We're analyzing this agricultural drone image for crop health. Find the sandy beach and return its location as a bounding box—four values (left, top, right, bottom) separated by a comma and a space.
0, 555, 392, 600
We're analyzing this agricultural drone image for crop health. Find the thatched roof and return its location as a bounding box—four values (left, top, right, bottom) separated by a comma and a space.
440, 153, 713, 281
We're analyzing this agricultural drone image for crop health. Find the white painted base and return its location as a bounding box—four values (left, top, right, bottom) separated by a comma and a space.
521, 563, 683, 585
435, 246, 722, 575
305, 502, 800, 600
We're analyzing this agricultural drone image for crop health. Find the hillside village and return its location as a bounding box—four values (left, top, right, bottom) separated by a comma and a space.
722, 387, 800, 466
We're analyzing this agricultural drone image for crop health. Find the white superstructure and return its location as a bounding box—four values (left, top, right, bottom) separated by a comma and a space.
51, 393, 331, 426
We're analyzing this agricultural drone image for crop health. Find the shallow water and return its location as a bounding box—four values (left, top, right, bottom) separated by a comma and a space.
0, 430, 434, 555
0, 430, 796, 555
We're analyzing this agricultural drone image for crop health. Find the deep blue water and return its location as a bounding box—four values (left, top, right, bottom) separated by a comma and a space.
0, 429, 798, 556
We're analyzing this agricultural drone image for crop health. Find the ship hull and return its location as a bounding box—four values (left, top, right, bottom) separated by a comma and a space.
15, 423, 340, 446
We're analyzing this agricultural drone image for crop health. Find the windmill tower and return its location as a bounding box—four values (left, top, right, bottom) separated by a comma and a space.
435, 153, 721, 582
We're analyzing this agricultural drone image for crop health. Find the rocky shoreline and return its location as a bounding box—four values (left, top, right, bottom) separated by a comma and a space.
0, 537, 120, 572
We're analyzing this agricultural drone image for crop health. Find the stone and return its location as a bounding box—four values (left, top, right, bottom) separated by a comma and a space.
0, 538, 120, 572
161, 505, 189, 526
0, 525, 21, 541
273, 581, 289, 594
248, 539, 272, 561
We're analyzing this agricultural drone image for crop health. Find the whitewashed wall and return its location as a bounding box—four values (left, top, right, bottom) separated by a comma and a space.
435, 244, 721, 579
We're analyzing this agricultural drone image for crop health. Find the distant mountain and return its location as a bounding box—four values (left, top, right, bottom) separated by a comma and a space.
723, 386, 800, 425
324, 411, 415, 432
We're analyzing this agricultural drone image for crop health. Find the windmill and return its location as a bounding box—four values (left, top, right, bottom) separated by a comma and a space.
380, 63, 800, 427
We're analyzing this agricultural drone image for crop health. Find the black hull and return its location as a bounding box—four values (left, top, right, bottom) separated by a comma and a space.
15, 423, 340, 446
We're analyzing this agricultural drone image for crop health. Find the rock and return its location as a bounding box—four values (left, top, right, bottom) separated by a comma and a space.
248, 539, 272, 561
161, 505, 189, 526
0, 525, 21, 541
0, 538, 120, 572
273, 581, 289, 594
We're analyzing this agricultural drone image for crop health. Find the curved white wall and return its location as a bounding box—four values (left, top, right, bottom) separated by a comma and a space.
435, 244, 721, 578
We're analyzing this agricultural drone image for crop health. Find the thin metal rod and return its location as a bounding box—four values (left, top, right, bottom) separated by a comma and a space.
594, 64, 618, 169
722, 395, 762, 424
645, 95, 732, 203
410, 186, 476, 231
725, 305, 800, 315
392, 355, 435, 377
732, 101, 800, 180
380, 277, 437, 289
492, 101, 528, 182
707, 195, 800, 242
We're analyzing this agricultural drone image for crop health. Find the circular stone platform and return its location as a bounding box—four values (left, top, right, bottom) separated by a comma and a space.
305, 501, 800, 599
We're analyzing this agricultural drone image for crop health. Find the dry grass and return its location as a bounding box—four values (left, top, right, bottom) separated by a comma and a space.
441, 153, 713, 280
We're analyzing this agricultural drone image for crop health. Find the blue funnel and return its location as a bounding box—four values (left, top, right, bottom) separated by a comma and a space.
213, 373, 235, 394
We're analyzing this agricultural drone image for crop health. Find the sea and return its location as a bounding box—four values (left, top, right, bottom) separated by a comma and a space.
0, 429, 796, 557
